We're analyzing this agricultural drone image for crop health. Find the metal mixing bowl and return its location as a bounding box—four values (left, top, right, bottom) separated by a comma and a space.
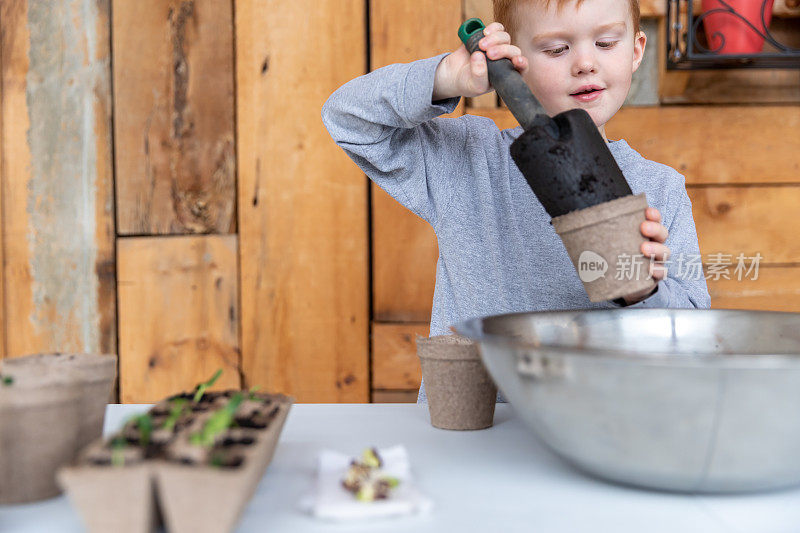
452, 308, 800, 493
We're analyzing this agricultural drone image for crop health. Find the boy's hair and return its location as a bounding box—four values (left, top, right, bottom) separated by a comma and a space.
494, 0, 641, 42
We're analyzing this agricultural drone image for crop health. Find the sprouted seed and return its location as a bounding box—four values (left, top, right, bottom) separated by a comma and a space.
111, 436, 127, 467
193, 369, 224, 403
189, 392, 244, 447
1, 374, 12, 386
162, 398, 188, 432
128, 413, 153, 447
341, 447, 400, 501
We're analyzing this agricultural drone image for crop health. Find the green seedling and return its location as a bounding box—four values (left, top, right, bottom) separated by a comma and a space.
189, 392, 244, 447
248, 385, 261, 400
162, 398, 188, 432
111, 435, 127, 467
128, 413, 153, 447
193, 368, 224, 403
1, 374, 12, 386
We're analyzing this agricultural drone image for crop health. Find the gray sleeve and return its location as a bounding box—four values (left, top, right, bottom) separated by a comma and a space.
320, 53, 465, 229
611, 178, 711, 309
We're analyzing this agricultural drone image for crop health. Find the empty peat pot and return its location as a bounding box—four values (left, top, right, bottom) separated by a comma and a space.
0, 353, 116, 503
416, 334, 497, 430
552, 192, 657, 302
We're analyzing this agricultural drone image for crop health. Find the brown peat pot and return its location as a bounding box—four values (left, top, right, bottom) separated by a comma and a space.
0, 353, 117, 504
552, 193, 657, 302
417, 334, 497, 430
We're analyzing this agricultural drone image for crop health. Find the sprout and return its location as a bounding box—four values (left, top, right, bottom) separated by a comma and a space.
189, 392, 244, 447
361, 447, 382, 468
131, 414, 153, 447
1, 374, 12, 387
193, 369, 224, 403
162, 398, 188, 432
111, 435, 127, 467
356, 483, 376, 502
341, 448, 400, 501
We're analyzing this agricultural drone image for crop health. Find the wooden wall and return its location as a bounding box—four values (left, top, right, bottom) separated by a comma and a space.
1, 0, 369, 403
0, 0, 797, 404
0, 0, 116, 359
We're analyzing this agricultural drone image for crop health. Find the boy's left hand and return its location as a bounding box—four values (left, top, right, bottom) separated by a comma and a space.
621, 207, 670, 305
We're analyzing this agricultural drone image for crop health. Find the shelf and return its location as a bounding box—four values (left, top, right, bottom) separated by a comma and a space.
666, 0, 800, 70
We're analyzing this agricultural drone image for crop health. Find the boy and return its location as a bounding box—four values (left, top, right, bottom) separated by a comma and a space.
321, 0, 711, 402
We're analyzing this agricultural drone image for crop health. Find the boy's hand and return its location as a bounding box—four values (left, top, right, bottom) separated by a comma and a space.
620, 207, 670, 305
433, 22, 528, 101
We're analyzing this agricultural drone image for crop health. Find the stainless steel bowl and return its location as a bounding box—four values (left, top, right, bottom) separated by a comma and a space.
452, 308, 800, 493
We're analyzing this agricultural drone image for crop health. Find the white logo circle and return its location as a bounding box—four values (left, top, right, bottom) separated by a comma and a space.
577, 250, 608, 282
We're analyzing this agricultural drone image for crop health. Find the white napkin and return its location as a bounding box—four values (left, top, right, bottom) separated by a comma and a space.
298, 445, 433, 521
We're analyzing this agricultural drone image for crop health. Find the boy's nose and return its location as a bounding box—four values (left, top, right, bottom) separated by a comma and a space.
571, 52, 597, 76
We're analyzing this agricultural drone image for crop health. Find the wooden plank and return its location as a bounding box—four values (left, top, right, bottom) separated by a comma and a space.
464, 0, 499, 109
371, 0, 464, 69
464, 0, 492, 22
688, 186, 800, 264
608, 106, 800, 185
708, 266, 800, 312
370, 0, 465, 118
662, 69, 800, 105
372, 322, 429, 390
371, 0, 463, 324
236, 0, 369, 402
0, 4, 6, 358
468, 107, 519, 129
470, 106, 800, 185
373, 195, 438, 322
117, 235, 241, 403
0, 0, 116, 357
372, 390, 418, 403
113, 0, 236, 235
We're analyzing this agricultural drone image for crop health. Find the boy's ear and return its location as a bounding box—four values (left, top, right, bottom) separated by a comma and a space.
632, 30, 647, 73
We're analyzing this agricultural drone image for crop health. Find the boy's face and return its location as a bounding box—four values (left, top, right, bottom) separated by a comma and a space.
513, 0, 646, 131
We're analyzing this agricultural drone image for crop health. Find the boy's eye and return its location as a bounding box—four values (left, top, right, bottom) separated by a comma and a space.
545, 46, 568, 55
597, 41, 618, 49
545, 40, 618, 55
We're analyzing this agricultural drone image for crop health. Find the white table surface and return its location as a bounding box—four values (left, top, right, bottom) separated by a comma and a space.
2, 403, 799, 533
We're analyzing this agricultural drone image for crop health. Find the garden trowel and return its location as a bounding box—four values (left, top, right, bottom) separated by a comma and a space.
457, 18, 633, 217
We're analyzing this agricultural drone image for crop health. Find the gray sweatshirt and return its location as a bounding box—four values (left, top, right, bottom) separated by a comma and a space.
321, 53, 711, 402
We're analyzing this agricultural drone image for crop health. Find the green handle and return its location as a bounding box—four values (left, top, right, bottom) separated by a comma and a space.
458, 18, 485, 46
456, 17, 542, 130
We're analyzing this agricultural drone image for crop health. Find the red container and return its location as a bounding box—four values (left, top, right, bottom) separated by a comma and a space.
701, 0, 774, 54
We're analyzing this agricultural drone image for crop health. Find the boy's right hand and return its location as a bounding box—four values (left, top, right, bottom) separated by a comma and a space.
433, 22, 528, 101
